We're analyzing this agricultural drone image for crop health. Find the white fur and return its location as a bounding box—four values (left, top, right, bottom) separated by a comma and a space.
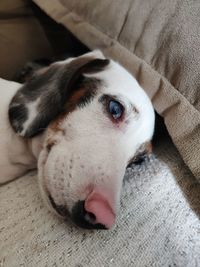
0, 51, 155, 224
20, 98, 40, 136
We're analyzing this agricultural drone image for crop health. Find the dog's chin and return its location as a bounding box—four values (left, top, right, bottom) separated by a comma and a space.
37, 148, 70, 221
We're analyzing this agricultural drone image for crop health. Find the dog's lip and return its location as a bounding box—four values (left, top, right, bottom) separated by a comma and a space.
48, 195, 69, 217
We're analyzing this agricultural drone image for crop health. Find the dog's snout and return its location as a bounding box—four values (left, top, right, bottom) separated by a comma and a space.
71, 200, 107, 230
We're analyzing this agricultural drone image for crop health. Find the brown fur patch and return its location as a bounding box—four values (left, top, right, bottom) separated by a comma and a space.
144, 142, 153, 154
49, 112, 67, 134
49, 75, 101, 134
49, 87, 90, 133
46, 138, 57, 152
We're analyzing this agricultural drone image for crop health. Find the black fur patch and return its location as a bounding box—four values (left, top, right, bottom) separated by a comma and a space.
14, 59, 52, 83
8, 104, 28, 134
9, 57, 110, 138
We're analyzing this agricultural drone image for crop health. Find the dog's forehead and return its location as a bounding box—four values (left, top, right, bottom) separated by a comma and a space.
85, 60, 147, 105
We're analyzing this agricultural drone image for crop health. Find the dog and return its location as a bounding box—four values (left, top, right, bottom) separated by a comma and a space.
0, 50, 155, 229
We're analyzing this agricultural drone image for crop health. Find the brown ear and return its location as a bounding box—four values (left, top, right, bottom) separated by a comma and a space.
9, 56, 110, 138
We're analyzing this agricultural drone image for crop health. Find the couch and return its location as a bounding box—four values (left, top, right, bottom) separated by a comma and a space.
0, 1, 200, 266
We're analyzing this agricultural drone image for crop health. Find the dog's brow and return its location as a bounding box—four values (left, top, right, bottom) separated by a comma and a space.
98, 94, 120, 104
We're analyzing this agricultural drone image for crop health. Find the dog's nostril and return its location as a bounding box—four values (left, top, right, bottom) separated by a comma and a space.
85, 211, 96, 223
71, 200, 107, 230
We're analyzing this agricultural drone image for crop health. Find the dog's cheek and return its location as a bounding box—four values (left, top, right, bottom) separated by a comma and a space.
38, 148, 49, 169
37, 149, 62, 215
37, 149, 49, 196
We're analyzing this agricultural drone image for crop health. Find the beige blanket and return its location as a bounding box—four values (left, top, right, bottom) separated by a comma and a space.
33, 0, 200, 180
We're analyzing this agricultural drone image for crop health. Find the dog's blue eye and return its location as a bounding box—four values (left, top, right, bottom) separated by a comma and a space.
108, 100, 124, 120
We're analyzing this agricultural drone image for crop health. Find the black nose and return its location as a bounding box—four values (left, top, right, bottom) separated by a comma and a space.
71, 201, 107, 229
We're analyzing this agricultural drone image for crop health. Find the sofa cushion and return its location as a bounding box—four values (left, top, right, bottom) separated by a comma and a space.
33, 0, 200, 180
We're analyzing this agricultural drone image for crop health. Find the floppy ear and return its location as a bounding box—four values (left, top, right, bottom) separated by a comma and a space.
9, 56, 110, 138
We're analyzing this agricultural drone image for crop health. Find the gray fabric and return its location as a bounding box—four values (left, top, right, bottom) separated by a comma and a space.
33, 0, 200, 180
1, 137, 200, 266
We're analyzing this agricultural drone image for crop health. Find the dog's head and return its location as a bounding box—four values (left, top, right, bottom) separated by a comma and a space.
9, 51, 155, 229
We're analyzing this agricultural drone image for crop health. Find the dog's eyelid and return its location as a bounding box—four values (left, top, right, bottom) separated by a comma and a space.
118, 100, 139, 116
122, 98, 139, 115
99, 93, 124, 105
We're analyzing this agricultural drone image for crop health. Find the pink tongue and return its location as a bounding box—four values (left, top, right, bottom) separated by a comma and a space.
85, 193, 115, 229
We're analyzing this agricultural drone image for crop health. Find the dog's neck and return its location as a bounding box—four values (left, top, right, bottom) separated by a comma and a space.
0, 128, 46, 184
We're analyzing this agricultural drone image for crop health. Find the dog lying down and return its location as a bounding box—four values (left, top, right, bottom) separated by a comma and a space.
0, 50, 155, 229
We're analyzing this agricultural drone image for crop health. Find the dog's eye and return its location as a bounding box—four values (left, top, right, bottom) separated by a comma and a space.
108, 100, 124, 120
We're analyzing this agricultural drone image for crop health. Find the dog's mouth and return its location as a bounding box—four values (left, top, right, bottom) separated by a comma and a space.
48, 195, 69, 217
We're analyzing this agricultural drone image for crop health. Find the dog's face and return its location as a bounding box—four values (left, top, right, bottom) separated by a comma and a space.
9, 51, 155, 229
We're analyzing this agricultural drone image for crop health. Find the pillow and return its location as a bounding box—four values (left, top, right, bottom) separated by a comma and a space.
0, 0, 52, 80
33, 0, 200, 180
